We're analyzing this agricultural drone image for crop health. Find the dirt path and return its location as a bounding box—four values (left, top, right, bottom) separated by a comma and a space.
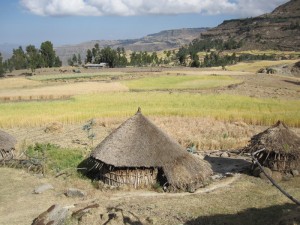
110, 174, 241, 200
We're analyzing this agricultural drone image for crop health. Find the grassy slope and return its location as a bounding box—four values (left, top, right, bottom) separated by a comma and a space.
227, 59, 299, 72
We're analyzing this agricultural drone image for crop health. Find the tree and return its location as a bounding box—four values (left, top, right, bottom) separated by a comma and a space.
0, 53, 4, 77
92, 43, 101, 63
177, 47, 188, 65
100, 47, 117, 68
26, 45, 41, 72
40, 41, 56, 67
54, 56, 62, 67
77, 54, 82, 65
11, 46, 27, 70
67, 58, 74, 66
85, 49, 93, 63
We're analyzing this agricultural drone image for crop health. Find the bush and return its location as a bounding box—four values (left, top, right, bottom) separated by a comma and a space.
27, 143, 84, 174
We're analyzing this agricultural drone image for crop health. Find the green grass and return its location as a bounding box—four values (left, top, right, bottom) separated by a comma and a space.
29, 72, 128, 81
123, 75, 241, 91
27, 143, 84, 173
0, 92, 299, 128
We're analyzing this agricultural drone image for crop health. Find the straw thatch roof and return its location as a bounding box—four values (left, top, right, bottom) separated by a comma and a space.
245, 121, 300, 155
0, 130, 17, 160
244, 121, 300, 172
90, 108, 212, 191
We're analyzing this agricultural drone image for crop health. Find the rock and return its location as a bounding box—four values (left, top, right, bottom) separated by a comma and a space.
272, 171, 283, 182
283, 173, 293, 181
44, 122, 64, 133
71, 203, 99, 220
252, 166, 261, 177
220, 152, 230, 158
291, 170, 299, 177
33, 184, 54, 194
65, 188, 86, 198
259, 167, 273, 181
32, 204, 69, 225
146, 217, 158, 224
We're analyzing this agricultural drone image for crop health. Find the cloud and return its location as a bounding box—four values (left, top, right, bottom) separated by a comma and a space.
20, 0, 289, 17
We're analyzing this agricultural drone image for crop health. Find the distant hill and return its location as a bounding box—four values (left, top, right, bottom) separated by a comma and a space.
0, 43, 21, 60
200, 0, 300, 51
55, 28, 207, 65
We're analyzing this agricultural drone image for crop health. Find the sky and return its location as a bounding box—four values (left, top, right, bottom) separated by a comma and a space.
0, 0, 289, 48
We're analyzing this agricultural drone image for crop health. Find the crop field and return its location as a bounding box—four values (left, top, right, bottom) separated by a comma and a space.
0, 81, 128, 101
28, 71, 129, 81
227, 59, 299, 72
0, 92, 299, 128
123, 75, 241, 90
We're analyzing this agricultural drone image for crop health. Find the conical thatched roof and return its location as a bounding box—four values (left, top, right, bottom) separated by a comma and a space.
0, 130, 16, 151
244, 121, 300, 155
91, 109, 212, 190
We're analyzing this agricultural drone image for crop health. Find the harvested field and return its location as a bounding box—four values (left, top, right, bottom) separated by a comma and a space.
0, 82, 128, 102
227, 60, 299, 73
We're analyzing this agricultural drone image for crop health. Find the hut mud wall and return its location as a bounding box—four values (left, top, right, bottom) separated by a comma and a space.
80, 158, 159, 188
100, 167, 158, 188
255, 151, 299, 172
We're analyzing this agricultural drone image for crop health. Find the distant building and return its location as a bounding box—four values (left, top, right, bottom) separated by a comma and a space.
84, 63, 108, 69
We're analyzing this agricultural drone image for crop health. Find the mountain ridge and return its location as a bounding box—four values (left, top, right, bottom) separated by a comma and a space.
54, 28, 207, 65
200, 0, 300, 51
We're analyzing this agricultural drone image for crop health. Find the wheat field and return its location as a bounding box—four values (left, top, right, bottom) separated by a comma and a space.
0, 92, 299, 128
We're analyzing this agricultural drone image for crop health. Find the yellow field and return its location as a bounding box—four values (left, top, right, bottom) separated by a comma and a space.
0, 77, 43, 89
0, 81, 128, 101
0, 92, 299, 128
227, 60, 298, 72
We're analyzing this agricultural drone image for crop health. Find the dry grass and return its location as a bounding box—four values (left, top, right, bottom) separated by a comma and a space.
151, 117, 260, 150
0, 77, 43, 89
29, 72, 129, 81
0, 82, 128, 102
227, 60, 299, 72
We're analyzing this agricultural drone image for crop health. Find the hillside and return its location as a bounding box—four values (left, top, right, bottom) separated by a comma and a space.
55, 28, 207, 65
200, 0, 300, 51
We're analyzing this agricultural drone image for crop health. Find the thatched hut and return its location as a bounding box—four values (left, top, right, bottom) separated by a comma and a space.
80, 109, 212, 192
244, 121, 300, 173
0, 130, 17, 161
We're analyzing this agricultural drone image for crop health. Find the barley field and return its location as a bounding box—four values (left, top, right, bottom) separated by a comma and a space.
0, 92, 299, 128
123, 75, 241, 90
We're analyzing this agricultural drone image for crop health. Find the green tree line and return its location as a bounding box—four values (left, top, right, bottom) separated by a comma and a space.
0, 41, 62, 76
81, 44, 164, 68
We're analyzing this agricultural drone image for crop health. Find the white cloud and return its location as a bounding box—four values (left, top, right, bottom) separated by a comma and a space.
20, 0, 289, 17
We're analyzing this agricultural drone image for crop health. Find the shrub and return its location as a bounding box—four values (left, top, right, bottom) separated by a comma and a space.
26, 143, 84, 174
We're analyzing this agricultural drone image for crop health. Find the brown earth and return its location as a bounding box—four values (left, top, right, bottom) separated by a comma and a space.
0, 166, 300, 225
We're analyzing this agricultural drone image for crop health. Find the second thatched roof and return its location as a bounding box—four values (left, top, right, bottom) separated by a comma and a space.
244, 121, 300, 156
91, 109, 212, 190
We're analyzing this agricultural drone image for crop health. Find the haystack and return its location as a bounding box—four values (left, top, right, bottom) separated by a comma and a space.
244, 121, 300, 173
79, 108, 212, 192
0, 130, 17, 161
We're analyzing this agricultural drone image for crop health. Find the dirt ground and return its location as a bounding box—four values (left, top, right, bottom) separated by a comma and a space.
1, 65, 300, 225
1, 161, 299, 225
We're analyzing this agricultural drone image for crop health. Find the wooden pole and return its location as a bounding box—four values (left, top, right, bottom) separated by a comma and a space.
252, 149, 300, 206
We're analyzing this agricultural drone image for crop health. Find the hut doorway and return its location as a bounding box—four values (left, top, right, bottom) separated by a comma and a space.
157, 168, 168, 188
